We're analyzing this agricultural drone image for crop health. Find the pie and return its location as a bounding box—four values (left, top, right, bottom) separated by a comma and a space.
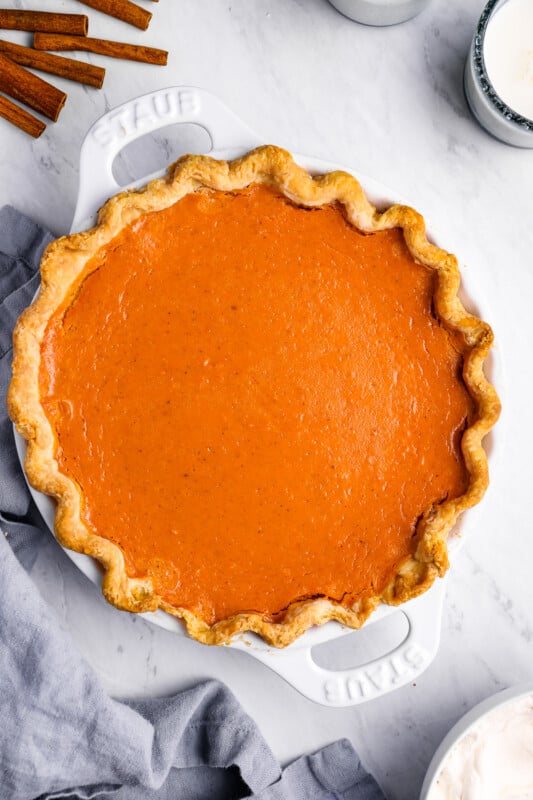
8, 146, 500, 647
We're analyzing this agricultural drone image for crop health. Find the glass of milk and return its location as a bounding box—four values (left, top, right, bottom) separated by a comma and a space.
464, 0, 533, 147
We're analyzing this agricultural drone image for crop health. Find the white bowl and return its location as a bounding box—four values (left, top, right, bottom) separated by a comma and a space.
420, 682, 533, 799
327, 0, 431, 26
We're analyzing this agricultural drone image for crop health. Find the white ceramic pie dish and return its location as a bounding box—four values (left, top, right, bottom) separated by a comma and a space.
14, 86, 502, 706
420, 682, 533, 798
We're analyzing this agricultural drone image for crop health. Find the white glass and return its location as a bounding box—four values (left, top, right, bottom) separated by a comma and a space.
464, 0, 533, 148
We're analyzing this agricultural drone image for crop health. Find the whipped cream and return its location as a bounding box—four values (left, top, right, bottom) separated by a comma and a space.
430, 693, 533, 800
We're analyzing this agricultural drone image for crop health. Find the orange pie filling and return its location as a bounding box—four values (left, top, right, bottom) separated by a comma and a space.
39, 185, 473, 626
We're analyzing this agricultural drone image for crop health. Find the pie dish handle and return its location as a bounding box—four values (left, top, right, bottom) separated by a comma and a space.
242, 580, 446, 707
71, 85, 263, 232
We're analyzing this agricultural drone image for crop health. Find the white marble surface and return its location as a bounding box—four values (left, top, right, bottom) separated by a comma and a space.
2, 0, 533, 798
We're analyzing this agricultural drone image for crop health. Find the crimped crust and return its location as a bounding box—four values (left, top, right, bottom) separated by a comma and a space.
8, 146, 500, 647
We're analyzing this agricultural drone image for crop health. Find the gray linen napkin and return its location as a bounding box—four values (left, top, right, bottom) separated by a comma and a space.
0, 205, 386, 800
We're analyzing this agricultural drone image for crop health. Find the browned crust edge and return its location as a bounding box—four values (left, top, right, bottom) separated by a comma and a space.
8, 145, 501, 647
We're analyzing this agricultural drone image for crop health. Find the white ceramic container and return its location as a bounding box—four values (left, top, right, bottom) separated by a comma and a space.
420, 683, 533, 799
327, 0, 431, 26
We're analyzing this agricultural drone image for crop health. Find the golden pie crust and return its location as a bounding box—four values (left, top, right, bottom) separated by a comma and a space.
8, 146, 500, 647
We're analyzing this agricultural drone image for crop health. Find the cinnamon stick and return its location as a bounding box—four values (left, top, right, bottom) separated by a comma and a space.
0, 10, 88, 35
34, 33, 168, 66
0, 40, 105, 88
0, 54, 66, 121
0, 94, 45, 138
72, 0, 151, 31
